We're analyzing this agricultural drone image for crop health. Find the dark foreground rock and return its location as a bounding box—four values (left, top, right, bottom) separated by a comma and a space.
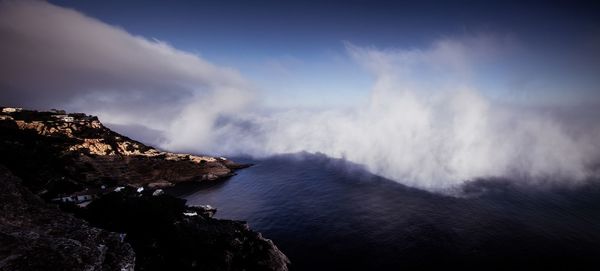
0, 166, 135, 271
0, 107, 289, 270
69, 187, 290, 271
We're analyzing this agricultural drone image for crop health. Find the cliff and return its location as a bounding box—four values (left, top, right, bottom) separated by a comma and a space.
0, 108, 289, 271
0, 109, 247, 199
71, 187, 289, 271
0, 165, 135, 271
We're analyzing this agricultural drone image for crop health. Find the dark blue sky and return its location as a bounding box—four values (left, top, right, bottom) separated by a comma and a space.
48, 0, 600, 106
49, 0, 599, 54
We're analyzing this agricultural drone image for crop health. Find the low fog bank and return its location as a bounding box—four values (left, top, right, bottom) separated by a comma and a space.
206, 40, 600, 191
210, 91, 600, 191
2, 1, 599, 191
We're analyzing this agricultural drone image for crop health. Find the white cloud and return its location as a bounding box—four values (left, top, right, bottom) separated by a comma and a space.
0, 0, 254, 150
208, 38, 600, 191
1, 1, 598, 192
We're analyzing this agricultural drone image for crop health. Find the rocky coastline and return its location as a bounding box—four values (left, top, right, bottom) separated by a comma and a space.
0, 165, 136, 271
0, 107, 289, 271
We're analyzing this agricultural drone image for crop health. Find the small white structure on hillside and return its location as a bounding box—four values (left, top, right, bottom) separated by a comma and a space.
2, 107, 22, 113
183, 212, 198, 217
52, 114, 74, 122
52, 191, 98, 204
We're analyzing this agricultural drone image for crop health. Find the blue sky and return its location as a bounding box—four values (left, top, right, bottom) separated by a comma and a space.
43, 0, 600, 107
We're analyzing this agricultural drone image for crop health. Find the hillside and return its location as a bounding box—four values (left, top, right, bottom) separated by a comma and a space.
0, 108, 247, 199
0, 165, 135, 271
0, 107, 288, 271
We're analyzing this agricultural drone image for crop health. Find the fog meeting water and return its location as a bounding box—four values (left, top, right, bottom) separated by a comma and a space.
171, 154, 600, 270
3, 1, 600, 270
3, 1, 599, 192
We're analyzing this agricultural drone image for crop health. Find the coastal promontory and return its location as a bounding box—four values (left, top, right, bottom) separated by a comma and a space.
0, 107, 289, 271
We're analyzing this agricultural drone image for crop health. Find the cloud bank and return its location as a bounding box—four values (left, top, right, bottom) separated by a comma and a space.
208, 39, 600, 190
0, 0, 253, 151
2, 1, 599, 191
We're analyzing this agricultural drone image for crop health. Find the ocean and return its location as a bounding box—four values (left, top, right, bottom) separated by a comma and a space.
170, 153, 600, 270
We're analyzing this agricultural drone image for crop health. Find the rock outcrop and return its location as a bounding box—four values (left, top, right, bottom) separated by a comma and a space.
71, 187, 289, 271
0, 108, 288, 271
0, 109, 248, 199
0, 165, 136, 271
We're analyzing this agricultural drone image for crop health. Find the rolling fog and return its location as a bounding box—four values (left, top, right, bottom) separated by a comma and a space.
2, 1, 599, 191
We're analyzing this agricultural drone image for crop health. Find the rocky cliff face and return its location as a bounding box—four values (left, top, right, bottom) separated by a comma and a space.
0, 109, 246, 199
0, 108, 289, 271
0, 165, 135, 271
71, 187, 289, 271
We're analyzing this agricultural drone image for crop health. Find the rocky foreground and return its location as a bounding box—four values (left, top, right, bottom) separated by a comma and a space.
0, 108, 289, 271
0, 165, 135, 271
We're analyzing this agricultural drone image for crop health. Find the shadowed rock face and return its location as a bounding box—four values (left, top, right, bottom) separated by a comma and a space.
0, 108, 289, 271
0, 166, 135, 271
71, 188, 290, 271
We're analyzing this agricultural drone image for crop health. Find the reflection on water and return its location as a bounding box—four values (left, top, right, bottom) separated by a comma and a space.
170, 154, 600, 270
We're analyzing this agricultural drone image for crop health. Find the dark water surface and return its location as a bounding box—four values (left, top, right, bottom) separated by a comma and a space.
171, 154, 600, 270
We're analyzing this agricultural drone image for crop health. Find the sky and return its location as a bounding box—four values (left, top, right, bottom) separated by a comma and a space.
46, 0, 600, 106
1, 0, 600, 190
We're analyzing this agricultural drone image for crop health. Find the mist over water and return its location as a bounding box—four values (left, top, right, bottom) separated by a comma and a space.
3, 2, 600, 269
178, 154, 600, 269
204, 41, 600, 191
2, 1, 599, 192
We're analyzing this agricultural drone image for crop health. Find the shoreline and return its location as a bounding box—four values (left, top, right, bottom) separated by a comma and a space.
0, 107, 289, 270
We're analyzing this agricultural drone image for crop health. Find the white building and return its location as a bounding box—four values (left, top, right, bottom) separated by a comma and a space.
52, 193, 96, 204
51, 188, 101, 204
52, 114, 74, 122
2, 107, 22, 113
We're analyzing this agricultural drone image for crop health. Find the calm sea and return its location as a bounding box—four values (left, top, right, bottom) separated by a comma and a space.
170, 154, 600, 270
